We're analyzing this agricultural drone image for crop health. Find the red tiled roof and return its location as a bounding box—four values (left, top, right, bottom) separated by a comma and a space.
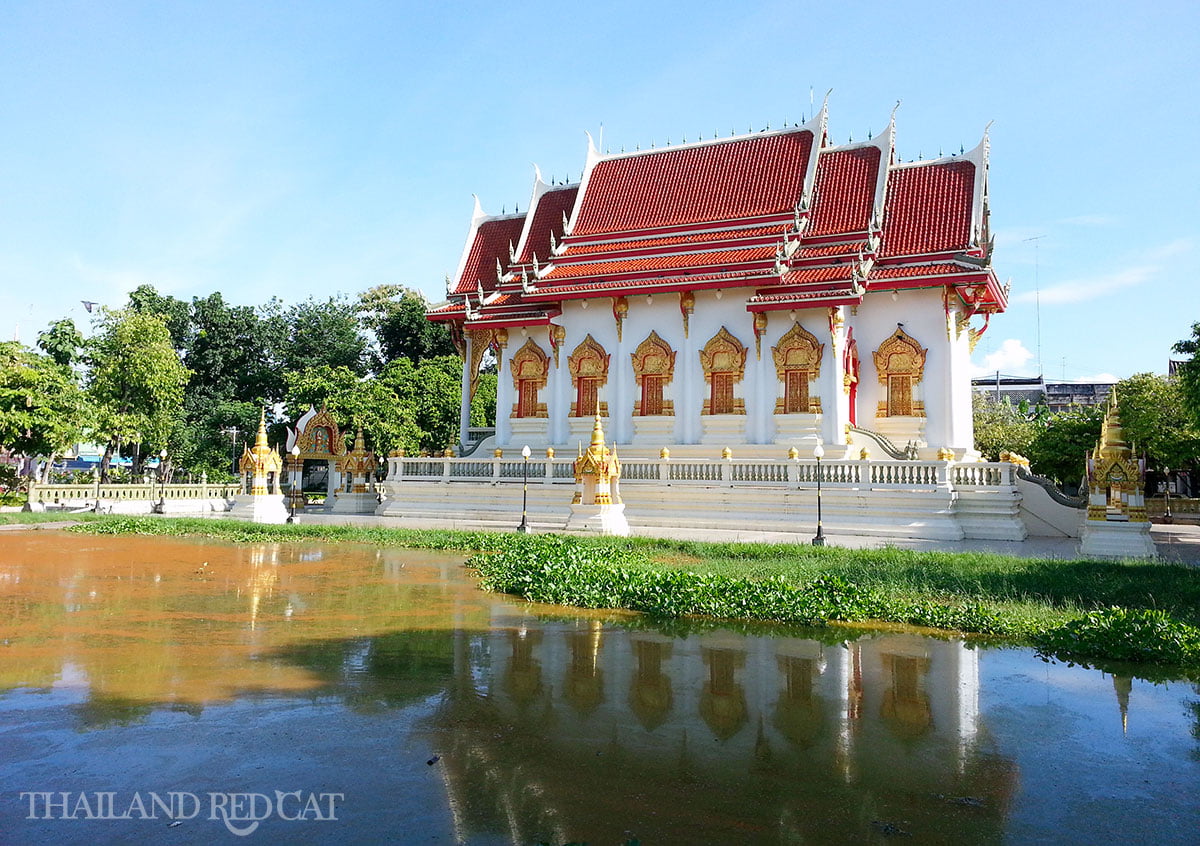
868, 262, 975, 280
563, 224, 788, 256
454, 216, 526, 295
541, 246, 776, 280
516, 186, 578, 263
880, 160, 975, 258
428, 301, 466, 314
777, 266, 854, 285
466, 309, 557, 328
486, 293, 526, 306
572, 131, 814, 236
528, 267, 773, 299
806, 146, 881, 237
798, 241, 870, 259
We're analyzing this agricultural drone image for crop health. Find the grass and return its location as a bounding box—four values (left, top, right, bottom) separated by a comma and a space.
0, 510, 106, 525
54, 515, 1200, 673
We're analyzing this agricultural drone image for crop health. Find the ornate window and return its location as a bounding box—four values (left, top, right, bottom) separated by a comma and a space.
872, 327, 927, 417
630, 331, 676, 416
509, 339, 549, 418
568, 334, 610, 417
771, 323, 824, 414
699, 327, 747, 415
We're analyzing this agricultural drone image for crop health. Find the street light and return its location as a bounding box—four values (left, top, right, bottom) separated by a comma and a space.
156, 448, 168, 514
811, 441, 825, 547
288, 445, 301, 524
517, 444, 532, 533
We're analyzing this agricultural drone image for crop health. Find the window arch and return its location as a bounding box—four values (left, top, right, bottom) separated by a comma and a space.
630, 331, 676, 416
771, 322, 824, 414
872, 327, 927, 417
567, 334, 610, 417
699, 327, 748, 415
510, 339, 550, 418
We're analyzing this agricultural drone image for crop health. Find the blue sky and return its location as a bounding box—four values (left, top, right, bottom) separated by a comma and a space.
2, 0, 1197, 382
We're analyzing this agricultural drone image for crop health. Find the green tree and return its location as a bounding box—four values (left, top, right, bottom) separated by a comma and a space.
282, 365, 421, 458
471, 372, 497, 428
1027, 404, 1105, 491
358, 285, 455, 367
1173, 322, 1200, 427
87, 309, 190, 480
281, 296, 368, 376
972, 393, 1041, 461
36, 318, 85, 368
0, 342, 91, 481
1110, 372, 1200, 476
379, 356, 464, 452
127, 284, 192, 351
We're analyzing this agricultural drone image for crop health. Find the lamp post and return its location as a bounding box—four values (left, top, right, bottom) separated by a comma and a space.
156, 448, 168, 514
517, 444, 532, 533
288, 445, 301, 523
1163, 466, 1173, 524
811, 442, 825, 547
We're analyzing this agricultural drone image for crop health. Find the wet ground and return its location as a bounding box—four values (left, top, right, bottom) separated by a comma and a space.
0, 531, 1197, 844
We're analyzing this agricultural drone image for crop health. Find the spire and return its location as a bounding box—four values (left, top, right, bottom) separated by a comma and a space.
1113, 674, 1131, 734
590, 413, 606, 450
255, 408, 269, 449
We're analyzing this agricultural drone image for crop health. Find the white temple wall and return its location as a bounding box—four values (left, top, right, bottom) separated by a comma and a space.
850, 288, 954, 451
494, 286, 966, 452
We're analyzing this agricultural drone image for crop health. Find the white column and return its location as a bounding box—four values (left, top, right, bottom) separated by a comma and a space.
613, 329, 628, 443
551, 335, 569, 445
459, 333, 472, 448
496, 344, 513, 447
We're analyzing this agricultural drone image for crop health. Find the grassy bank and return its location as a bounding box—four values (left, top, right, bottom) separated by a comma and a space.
0, 511, 106, 525
60, 516, 1200, 672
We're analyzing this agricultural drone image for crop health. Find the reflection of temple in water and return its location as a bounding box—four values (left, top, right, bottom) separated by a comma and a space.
432, 610, 1015, 845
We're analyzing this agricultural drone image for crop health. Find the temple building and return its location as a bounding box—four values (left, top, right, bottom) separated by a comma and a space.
384, 104, 1076, 542
429, 102, 1007, 460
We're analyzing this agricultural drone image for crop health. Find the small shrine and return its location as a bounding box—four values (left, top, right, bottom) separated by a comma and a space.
230, 410, 289, 524
285, 405, 349, 509
330, 429, 378, 514
564, 415, 629, 536
1080, 390, 1155, 558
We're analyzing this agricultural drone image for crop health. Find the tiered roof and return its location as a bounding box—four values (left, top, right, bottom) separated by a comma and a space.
430, 103, 1005, 332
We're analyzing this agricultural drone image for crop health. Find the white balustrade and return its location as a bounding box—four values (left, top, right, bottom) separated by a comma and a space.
381, 455, 1016, 493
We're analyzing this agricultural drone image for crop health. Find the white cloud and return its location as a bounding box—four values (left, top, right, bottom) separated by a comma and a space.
1013, 238, 1194, 306
1070, 372, 1118, 383
970, 338, 1036, 378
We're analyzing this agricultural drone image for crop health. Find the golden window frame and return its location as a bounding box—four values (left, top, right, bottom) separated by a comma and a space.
872, 327, 927, 417
630, 331, 676, 416
568, 334, 611, 417
771, 322, 824, 414
699, 326, 747, 415
509, 338, 550, 418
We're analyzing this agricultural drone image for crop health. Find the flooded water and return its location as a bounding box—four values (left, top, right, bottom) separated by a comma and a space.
0, 532, 1197, 844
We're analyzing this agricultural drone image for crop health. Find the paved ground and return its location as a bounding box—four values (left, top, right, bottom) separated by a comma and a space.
7, 513, 1200, 564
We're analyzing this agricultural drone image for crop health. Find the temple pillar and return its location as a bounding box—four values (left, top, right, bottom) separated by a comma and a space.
459, 332, 472, 448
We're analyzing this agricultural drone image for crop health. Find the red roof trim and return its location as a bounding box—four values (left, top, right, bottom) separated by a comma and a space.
541, 247, 776, 281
